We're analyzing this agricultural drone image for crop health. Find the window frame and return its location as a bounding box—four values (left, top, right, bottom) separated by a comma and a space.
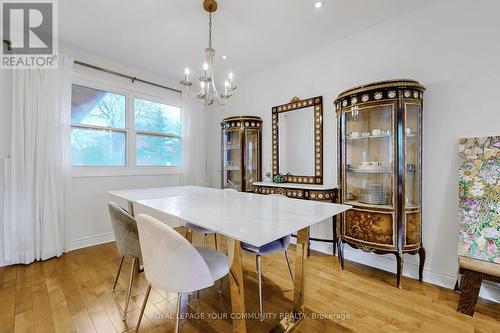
71, 75, 182, 178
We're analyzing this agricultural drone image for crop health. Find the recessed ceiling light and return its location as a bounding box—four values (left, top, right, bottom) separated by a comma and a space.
221, 55, 227, 60
314, 0, 325, 9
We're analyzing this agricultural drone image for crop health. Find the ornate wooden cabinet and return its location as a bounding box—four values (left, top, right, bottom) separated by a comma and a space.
221, 116, 262, 192
335, 80, 426, 288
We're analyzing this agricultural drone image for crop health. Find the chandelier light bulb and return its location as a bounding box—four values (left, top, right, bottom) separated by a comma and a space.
203, 63, 209, 71
228, 72, 234, 81
184, 67, 190, 76
314, 0, 325, 9
224, 80, 229, 88
200, 81, 206, 88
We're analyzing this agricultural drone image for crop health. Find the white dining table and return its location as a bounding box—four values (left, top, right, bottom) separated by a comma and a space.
108, 186, 350, 333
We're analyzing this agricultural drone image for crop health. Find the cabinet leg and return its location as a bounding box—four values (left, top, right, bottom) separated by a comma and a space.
396, 251, 403, 289
457, 270, 483, 316
338, 239, 345, 270
418, 246, 426, 282
332, 217, 337, 256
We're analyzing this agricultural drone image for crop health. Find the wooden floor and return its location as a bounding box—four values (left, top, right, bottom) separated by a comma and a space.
0, 233, 498, 333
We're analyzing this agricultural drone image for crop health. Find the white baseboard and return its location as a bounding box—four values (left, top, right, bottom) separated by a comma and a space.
66, 232, 115, 252
298, 240, 500, 303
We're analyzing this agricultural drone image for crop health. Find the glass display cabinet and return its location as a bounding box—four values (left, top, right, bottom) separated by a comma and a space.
221, 116, 262, 192
335, 80, 426, 288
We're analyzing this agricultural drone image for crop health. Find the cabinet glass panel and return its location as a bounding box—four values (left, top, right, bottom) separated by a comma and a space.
405, 103, 421, 208
344, 104, 394, 208
244, 129, 259, 192
223, 130, 241, 190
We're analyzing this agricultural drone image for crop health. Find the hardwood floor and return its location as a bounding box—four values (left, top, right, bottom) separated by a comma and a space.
0, 232, 498, 333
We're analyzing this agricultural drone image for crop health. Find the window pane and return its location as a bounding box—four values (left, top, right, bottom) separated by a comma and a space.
71, 128, 126, 166
136, 135, 181, 166
135, 98, 181, 135
71, 85, 126, 129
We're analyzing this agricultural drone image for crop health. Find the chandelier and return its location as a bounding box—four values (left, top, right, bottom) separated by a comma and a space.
180, 0, 236, 106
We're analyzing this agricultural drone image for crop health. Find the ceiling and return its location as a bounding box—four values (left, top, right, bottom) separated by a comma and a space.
60, 0, 433, 82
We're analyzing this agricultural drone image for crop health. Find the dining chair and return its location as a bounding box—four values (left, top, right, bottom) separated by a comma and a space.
135, 213, 229, 333
240, 194, 294, 320
108, 202, 142, 321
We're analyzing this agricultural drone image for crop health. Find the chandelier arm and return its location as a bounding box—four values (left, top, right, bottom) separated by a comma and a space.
182, 84, 204, 99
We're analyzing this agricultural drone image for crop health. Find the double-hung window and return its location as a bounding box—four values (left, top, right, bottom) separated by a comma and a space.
134, 98, 181, 166
70, 83, 182, 170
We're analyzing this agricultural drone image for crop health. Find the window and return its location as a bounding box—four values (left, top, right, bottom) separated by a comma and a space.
70, 84, 182, 169
71, 85, 126, 166
135, 98, 181, 166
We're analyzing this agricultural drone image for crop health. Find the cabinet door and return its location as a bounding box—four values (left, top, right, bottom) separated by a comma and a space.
343, 104, 396, 209
243, 129, 260, 192
222, 129, 241, 190
404, 103, 422, 248
404, 103, 421, 209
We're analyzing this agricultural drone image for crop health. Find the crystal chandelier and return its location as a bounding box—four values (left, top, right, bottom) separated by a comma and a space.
180, 0, 236, 106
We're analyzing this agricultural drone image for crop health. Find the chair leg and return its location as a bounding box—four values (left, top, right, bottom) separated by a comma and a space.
123, 257, 137, 321
204, 233, 208, 247
135, 283, 151, 333
256, 255, 264, 321
284, 250, 294, 284
112, 256, 125, 292
214, 233, 218, 251
174, 293, 182, 333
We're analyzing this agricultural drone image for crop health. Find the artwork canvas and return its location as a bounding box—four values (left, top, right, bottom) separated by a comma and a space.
458, 136, 500, 263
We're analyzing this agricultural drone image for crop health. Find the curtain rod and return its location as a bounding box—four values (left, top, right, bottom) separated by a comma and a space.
1, 40, 181, 94
74, 60, 182, 93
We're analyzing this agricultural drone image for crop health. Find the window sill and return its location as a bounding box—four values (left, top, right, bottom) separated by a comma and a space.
71, 166, 182, 178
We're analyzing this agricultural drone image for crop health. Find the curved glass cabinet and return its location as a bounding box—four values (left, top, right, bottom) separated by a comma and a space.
335, 80, 425, 288
221, 116, 262, 192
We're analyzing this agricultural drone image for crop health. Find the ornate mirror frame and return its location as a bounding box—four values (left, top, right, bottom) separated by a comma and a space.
272, 96, 323, 184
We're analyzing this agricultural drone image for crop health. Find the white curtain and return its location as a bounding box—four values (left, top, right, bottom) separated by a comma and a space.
2, 54, 73, 264
180, 93, 207, 186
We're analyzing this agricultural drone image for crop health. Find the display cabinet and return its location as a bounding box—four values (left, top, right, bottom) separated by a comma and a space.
221, 116, 262, 192
335, 80, 426, 288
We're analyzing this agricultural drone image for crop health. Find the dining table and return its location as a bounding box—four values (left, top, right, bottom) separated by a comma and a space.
107, 186, 350, 333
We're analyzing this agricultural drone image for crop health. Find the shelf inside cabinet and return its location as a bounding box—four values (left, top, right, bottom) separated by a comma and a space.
347, 168, 392, 174
344, 200, 393, 210
224, 166, 241, 171
347, 134, 391, 141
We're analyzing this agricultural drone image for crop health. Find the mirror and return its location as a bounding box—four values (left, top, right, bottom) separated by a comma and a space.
272, 96, 323, 184
278, 107, 315, 175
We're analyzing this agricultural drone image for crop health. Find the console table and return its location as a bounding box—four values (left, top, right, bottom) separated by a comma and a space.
253, 182, 338, 254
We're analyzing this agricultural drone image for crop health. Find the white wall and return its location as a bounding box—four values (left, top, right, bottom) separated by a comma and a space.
206, 0, 500, 300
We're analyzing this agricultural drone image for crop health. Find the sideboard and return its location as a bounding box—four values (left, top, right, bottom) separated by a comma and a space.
252, 181, 338, 254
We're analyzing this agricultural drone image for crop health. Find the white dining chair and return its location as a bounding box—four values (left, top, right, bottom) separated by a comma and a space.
135, 214, 229, 333
108, 202, 142, 321
240, 193, 294, 320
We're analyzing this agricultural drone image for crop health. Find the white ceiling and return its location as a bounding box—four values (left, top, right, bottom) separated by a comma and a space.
60, 0, 433, 82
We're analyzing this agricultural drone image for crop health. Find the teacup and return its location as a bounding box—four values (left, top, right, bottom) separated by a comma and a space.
372, 128, 381, 136
362, 132, 370, 137
350, 131, 360, 138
